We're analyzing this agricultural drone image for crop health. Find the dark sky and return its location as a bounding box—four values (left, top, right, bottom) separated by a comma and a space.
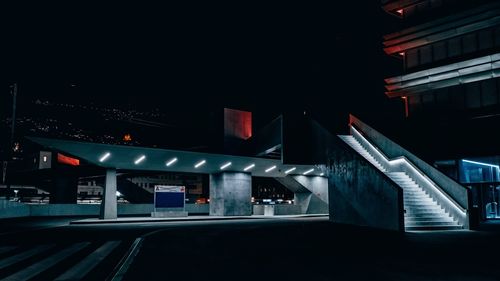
3, 2, 401, 130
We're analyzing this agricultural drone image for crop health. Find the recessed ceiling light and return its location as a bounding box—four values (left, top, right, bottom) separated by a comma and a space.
99, 152, 111, 162
220, 162, 232, 170
194, 160, 206, 168
134, 155, 146, 165
244, 164, 255, 171
166, 157, 178, 167
303, 168, 314, 175
265, 165, 277, 173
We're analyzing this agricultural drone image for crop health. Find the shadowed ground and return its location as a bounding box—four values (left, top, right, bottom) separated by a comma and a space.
1, 217, 500, 280
125, 218, 500, 281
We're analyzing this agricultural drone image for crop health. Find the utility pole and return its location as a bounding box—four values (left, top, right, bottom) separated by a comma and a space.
4, 83, 17, 199
10, 83, 17, 152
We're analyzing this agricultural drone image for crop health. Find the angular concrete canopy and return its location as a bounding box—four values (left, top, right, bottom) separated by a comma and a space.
28, 137, 320, 178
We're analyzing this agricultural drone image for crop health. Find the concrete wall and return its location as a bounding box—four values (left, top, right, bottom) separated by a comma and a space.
210, 172, 252, 216
292, 176, 328, 214
31, 204, 100, 216
274, 176, 329, 214
0, 199, 30, 219
328, 137, 404, 232
0, 203, 209, 218
253, 204, 302, 216
50, 168, 78, 204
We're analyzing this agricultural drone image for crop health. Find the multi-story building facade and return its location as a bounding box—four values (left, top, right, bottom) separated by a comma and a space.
383, 0, 500, 220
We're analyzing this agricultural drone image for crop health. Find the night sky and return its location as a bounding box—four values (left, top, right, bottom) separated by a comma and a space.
3, 2, 401, 131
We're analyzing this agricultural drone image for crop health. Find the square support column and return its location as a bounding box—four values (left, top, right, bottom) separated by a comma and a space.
210, 172, 252, 216
100, 169, 117, 219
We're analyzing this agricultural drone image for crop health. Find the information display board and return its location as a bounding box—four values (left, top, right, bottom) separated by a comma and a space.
154, 185, 186, 209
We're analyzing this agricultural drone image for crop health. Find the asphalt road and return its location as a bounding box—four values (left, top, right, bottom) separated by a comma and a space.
1, 217, 500, 280
125, 218, 500, 281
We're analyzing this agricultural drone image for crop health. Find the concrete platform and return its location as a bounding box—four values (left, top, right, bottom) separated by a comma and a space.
70, 214, 328, 225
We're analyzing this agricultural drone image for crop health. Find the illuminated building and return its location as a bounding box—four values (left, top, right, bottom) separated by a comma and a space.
382, 0, 500, 221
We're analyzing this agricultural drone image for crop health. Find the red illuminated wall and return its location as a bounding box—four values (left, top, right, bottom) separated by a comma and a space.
224, 108, 252, 140
57, 153, 80, 166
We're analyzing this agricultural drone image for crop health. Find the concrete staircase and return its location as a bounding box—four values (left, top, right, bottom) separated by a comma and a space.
339, 135, 462, 231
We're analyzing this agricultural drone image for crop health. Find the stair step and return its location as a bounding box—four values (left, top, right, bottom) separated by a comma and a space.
404, 190, 427, 194
404, 202, 435, 206
405, 196, 435, 200
389, 178, 413, 181
404, 193, 428, 197
394, 182, 418, 186
404, 197, 432, 201
405, 221, 459, 227
393, 179, 415, 182
405, 216, 454, 222
404, 193, 428, 196
404, 202, 436, 206
404, 192, 428, 196
405, 202, 441, 206
406, 208, 445, 214
406, 205, 443, 209
404, 198, 435, 202
405, 225, 463, 231
396, 181, 416, 183
400, 185, 420, 189
405, 209, 444, 213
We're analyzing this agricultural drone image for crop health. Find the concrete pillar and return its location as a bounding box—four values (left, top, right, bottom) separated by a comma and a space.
209, 172, 252, 216
100, 169, 117, 219
49, 167, 78, 204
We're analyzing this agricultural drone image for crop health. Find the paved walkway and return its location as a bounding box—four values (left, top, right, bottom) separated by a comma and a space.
70, 214, 328, 225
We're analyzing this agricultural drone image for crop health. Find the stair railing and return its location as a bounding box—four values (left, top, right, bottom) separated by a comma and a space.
349, 116, 469, 228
